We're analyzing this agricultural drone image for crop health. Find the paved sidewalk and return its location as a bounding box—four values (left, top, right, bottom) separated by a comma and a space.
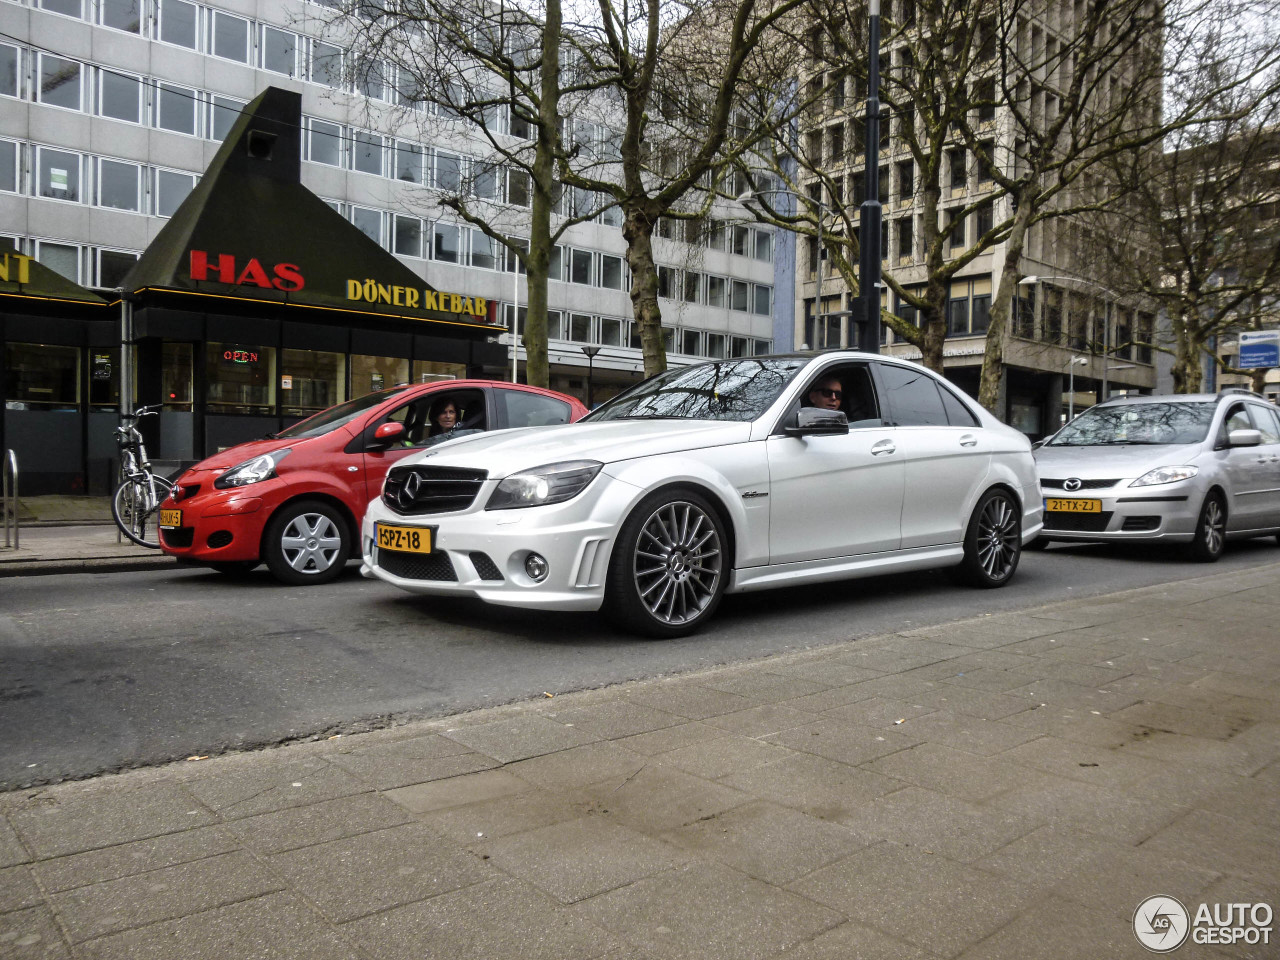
0, 497, 173, 576
3, 565, 1279, 959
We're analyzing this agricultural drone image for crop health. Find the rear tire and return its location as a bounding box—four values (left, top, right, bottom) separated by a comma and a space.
262, 500, 352, 585
604, 488, 728, 639
955, 488, 1022, 588
1188, 493, 1226, 563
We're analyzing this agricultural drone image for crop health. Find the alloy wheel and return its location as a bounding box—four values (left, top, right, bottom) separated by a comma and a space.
1202, 498, 1225, 556
976, 494, 1019, 581
632, 501, 723, 626
280, 512, 344, 574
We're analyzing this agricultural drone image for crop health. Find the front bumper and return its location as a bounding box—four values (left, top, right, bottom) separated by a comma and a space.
157, 474, 281, 561
361, 477, 640, 611
1038, 481, 1202, 542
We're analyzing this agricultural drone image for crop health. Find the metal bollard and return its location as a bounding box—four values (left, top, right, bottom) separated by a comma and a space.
2, 449, 16, 549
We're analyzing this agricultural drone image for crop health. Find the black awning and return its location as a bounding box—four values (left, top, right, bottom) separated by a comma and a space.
0, 241, 110, 312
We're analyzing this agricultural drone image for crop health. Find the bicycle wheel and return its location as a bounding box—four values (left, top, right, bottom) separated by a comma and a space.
111, 476, 173, 549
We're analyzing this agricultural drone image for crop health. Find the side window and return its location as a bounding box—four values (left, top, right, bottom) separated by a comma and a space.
1248, 404, 1280, 443
496, 389, 573, 428
876, 363, 949, 426
938, 384, 979, 427
382, 390, 486, 446
1221, 403, 1252, 443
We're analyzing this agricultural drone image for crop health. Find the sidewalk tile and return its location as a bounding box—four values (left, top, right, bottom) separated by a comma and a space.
7, 784, 214, 859
417, 787, 590, 844
180, 758, 369, 819
773, 921, 942, 960
572, 861, 842, 960
788, 842, 1033, 957
879, 710, 1039, 757
908, 684, 1037, 721
50, 850, 282, 943
1113, 729, 1262, 776
654, 734, 794, 780
1050, 845, 1220, 923
1109, 702, 1253, 742
763, 718, 921, 766
440, 715, 597, 763
700, 671, 831, 703
507, 742, 647, 791
224, 793, 414, 855
383, 768, 528, 814
1138, 809, 1280, 883
581, 764, 750, 833
543, 700, 685, 739
325, 736, 500, 791
660, 800, 871, 886
863, 742, 1049, 803
974, 823, 1114, 885
475, 816, 689, 904
1004, 677, 1144, 714
615, 720, 733, 756
620, 683, 756, 720
30, 825, 239, 894
719, 752, 904, 820
265, 822, 492, 922
767, 659, 886, 687
999, 736, 1168, 789
344, 876, 620, 960
0, 865, 41, 913
77, 891, 360, 960
1000, 706, 1146, 749
702, 703, 817, 739
953, 894, 1151, 960
821, 696, 937, 728
989, 777, 1188, 846
0, 818, 30, 868
0, 904, 71, 959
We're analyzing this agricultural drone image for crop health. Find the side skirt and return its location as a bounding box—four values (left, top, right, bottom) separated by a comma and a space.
728, 544, 964, 594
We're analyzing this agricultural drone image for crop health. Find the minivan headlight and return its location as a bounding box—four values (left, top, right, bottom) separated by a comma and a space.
486, 460, 602, 510
1130, 465, 1198, 487
214, 449, 292, 489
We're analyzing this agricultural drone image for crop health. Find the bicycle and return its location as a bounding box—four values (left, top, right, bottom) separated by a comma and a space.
111, 404, 173, 549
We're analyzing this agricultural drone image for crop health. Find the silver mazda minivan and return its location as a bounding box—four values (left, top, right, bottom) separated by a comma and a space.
1033, 390, 1280, 561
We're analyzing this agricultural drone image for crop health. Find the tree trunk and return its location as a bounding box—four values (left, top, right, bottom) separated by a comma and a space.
522, 0, 562, 389
623, 205, 667, 378
978, 197, 1035, 411
1170, 319, 1203, 394
1250, 368, 1268, 395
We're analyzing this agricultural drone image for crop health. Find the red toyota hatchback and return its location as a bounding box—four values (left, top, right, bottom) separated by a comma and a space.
157, 380, 588, 583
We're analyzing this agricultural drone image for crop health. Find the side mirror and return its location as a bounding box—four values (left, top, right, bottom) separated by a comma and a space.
1031, 439, 1047, 450
369, 421, 406, 449
786, 406, 849, 437
1229, 428, 1262, 448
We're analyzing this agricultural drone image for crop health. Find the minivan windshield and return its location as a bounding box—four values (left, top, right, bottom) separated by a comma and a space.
1048, 401, 1216, 446
275, 386, 413, 439
585, 358, 808, 423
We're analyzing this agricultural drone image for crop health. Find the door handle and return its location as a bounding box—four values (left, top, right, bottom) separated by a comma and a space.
959, 434, 978, 447
1257, 457, 1271, 464
871, 439, 896, 456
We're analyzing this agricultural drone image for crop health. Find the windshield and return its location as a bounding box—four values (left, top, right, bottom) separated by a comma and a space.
275, 386, 414, 439
1048, 402, 1215, 446
586, 358, 808, 423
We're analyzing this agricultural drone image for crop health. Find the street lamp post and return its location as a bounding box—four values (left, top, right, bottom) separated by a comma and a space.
581, 345, 601, 408
1067, 355, 1087, 421
857, 0, 883, 353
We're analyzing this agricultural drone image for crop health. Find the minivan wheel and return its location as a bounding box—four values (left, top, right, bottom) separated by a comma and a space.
955, 488, 1022, 588
263, 500, 352, 585
1188, 493, 1226, 563
604, 489, 727, 639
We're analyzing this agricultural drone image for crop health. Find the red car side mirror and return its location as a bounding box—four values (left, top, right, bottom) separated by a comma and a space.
370, 421, 406, 449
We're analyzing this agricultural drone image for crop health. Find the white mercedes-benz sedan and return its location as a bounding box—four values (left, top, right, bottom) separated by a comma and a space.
361, 352, 1043, 637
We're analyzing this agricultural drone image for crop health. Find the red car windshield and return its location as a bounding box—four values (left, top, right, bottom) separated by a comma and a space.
275, 386, 414, 440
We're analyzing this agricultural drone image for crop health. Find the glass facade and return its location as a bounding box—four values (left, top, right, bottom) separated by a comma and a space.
205, 341, 275, 414
5, 343, 80, 410
281, 348, 345, 416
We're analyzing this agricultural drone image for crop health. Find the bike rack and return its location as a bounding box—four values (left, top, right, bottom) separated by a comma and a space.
2, 449, 17, 549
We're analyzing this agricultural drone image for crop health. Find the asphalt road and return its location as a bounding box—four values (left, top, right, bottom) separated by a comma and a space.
3, 538, 1278, 790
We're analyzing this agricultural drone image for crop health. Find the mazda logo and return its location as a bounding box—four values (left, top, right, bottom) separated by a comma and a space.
1063, 477, 1083, 492
397, 471, 423, 508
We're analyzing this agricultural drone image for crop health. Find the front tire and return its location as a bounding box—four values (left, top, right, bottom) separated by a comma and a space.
604, 489, 728, 639
1188, 493, 1226, 563
111, 476, 173, 548
262, 500, 352, 585
955, 488, 1022, 588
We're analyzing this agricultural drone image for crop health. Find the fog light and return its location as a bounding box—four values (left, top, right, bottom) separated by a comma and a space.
524, 552, 549, 582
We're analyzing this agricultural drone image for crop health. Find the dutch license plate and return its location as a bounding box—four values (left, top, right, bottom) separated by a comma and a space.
1044, 498, 1102, 514
158, 509, 182, 528
376, 523, 433, 554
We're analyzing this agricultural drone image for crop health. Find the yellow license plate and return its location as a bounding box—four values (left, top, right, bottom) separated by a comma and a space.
158, 509, 182, 528
376, 523, 433, 554
1045, 498, 1102, 513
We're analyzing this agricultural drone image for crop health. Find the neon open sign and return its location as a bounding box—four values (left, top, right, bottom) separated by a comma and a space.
223, 349, 259, 364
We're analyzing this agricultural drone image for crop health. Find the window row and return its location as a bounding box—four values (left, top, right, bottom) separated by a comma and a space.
655, 216, 774, 262
3, 140, 198, 216
656, 266, 773, 316
502, 305, 772, 358
1, 234, 142, 287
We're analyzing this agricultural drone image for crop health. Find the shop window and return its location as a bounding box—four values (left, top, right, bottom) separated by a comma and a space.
0, 44, 18, 98
600, 317, 624, 346
98, 70, 141, 123
155, 169, 195, 218
351, 207, 383, 246
434, 152, 462, 193
433, 222, 460, 263
571, 249, 593, 285
471, 231, 500, 270
730, 279, 749, 312
706, 333, 727, 359
38, 55, 81, 111
281, 349, 345, 417
262, 27, 298, 76
351, 354, 407, 395
5, 343, 80, 411
394, 142, 423, 183
100, 0, 141, 33
162, 342, 193, 410
97, 158, 141, 212
213, 12, 249, 63
412, 359, 465, 383
707, 276, 725, 308
310, 41, 343, 87
308, 120, 343, 166
157, 83, 196, 135
209, 96, 244, 141
569, 314, 591, 342
40, 0, 82, 18
353, 132, 383, 176
753, 284, 772, 316
159, 0, 197, 48
394, 216, 423, 258
206, 342, 275, 414
37, 148, 81, 201
0, 140, 16, 193
89, 347, 120, 407
98, 249, 138, 287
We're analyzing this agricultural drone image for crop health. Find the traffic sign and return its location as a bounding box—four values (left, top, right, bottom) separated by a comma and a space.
1239, 330, 1280, 368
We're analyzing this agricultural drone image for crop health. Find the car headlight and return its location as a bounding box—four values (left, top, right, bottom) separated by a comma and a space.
486, 460, 602, 510
214, 449, 292, 489
1130, 465, 1199, 487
